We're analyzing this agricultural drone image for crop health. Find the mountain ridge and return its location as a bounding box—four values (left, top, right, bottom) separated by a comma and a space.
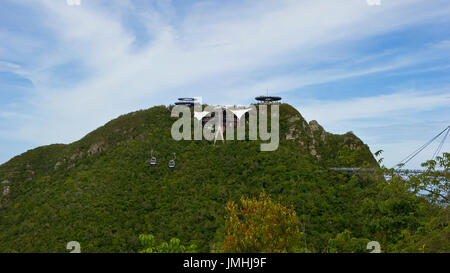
0, 104, 376, 178
0, 103, 380, 252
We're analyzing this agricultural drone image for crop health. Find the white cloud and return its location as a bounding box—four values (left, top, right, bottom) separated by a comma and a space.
0, 61, 21, 73
1, 0, 450, 164
298, 90, 450, 169
300, 90, 450, 124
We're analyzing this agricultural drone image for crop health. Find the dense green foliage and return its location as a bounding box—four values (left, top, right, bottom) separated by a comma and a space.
379, 153, 449, 252
139, 234, 197, 253
327, 230, 370, 253
223, 190, 304, 253
0, 104, 447, 253
406, 154, 449, 205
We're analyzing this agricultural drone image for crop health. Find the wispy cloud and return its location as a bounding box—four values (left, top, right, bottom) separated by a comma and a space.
0, 61, 21, 73
1, 0, 450, 166
300, 90, 450, 124
299, 89, 450, 169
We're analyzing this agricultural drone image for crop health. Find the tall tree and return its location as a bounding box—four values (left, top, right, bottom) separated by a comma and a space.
223, 190, 305, 253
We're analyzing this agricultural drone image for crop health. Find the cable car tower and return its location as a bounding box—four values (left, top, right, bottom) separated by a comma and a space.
149, 149, 157, 166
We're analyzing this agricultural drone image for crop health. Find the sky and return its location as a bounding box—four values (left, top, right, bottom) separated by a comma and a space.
0, 0, 449, 169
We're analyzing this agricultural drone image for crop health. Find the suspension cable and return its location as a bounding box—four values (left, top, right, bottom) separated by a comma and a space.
432, 126, 449, 160
397, 125, 450, 169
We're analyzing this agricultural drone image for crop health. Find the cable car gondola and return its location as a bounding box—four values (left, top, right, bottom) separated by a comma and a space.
150, 157, 157, 166
168, 153, 176, 169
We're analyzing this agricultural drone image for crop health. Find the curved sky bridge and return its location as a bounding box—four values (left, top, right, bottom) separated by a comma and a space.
329, 168, 445, 175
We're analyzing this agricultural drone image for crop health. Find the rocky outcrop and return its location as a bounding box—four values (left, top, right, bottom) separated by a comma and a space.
70, 151, 83, 160
343, 133, 365, 150
285, 114, 302, 140
309, 120, 327, 142
0, 180, 10, 209
1, 180, 10, 196
54, 161, 63, 170
2, 186, 9, 196
87, 142, 107, 156
288, 115, 301, 123
286, 127, 297, 140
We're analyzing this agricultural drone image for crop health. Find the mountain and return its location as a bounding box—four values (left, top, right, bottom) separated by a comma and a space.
0, 104, 390, 252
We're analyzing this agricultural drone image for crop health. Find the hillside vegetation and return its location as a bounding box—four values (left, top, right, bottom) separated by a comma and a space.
0, 104, 446, 252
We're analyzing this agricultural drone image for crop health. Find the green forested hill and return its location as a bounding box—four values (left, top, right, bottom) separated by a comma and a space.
0, 104, 446, 252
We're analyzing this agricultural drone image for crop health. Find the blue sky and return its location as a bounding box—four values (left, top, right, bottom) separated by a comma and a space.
0, 0, 449, 168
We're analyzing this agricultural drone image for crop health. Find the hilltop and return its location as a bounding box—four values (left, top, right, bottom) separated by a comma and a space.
0, 103, 384, 252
